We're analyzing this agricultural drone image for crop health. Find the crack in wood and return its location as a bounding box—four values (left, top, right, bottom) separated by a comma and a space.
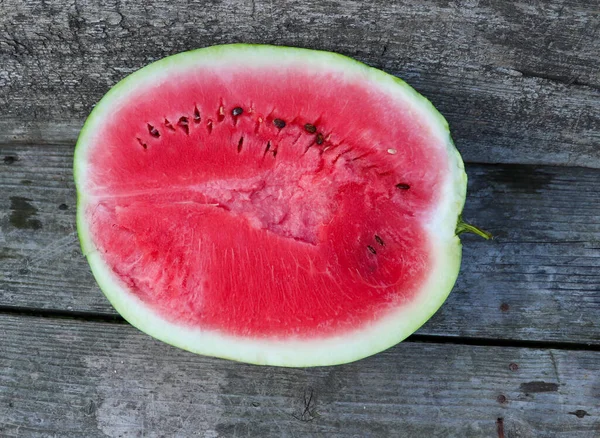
515, 68, 600, 91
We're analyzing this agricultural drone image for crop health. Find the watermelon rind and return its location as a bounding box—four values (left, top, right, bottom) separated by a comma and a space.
74, 44, 467, 367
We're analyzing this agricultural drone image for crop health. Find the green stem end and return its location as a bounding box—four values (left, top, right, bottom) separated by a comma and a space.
456, 217, 492, 240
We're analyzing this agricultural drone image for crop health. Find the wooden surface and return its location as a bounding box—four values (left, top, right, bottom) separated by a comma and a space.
2, 145, 600, 345
1, 0, 599, 436
1, 0, 599, 167
1, 315, 599, 437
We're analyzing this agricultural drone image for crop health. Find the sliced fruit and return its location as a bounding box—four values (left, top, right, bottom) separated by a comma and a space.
75, 44, 470, 366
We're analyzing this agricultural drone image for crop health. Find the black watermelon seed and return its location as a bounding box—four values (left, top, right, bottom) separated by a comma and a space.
232, 107, 244, 116
304, 123, 317, 133
164, 119, 175, 131
316, 133, 324, 145
147, 124, 160, 137
375, 235, 385, 246
273, 118, 286, 129
193, 106, 201, 122
178, 117, 189, 135
3, 156, 16, 164
367, 245, 377, 255
396, 183, 410, 190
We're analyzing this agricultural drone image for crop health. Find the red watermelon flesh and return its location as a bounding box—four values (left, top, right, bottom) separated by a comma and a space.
76, 45, 469, 366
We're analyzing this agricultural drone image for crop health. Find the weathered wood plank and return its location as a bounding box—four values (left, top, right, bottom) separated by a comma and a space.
1, 143, 599, 343
0, 0, 599, 166
0, 315, 598, 437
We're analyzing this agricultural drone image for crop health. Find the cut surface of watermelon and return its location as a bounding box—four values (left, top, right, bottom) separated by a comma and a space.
75, 44, 467, 366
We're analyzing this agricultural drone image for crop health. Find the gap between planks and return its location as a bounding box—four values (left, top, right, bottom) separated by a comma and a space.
0, 306, 598, 353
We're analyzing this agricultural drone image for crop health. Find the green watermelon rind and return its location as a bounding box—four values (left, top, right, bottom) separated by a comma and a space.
74, 44, 467, 367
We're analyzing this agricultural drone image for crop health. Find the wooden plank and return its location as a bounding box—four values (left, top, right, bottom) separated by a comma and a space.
0, 314, 598, 437
0, 0, 599, 167
1, 143, 599, 344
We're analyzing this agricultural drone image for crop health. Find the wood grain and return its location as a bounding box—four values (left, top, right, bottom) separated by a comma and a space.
0, 0, 599, 167
2, 2, 599, 435
0, 314, 598, 437
1, 143, 599, 344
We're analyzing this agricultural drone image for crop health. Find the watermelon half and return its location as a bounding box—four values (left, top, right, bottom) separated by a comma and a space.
75, 44, 486, 367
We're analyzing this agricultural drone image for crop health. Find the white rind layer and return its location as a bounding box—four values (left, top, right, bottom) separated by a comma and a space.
75, 44, 467, 367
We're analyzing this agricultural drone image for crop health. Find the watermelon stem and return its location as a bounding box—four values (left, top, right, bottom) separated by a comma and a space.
456, 217, 492, 240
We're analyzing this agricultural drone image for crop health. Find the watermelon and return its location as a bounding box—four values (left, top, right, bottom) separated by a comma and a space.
75, 44, 487, 367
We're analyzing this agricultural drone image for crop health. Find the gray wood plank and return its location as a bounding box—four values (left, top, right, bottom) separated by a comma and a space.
0, 315, 598, 437
1, 0, 599, 167
1, 143, 599, 344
